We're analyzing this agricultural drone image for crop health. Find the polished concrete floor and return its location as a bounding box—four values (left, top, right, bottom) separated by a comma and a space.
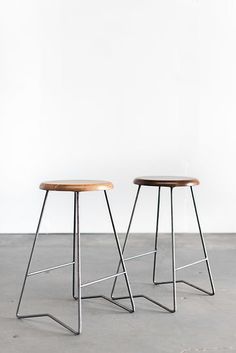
0, 233, 235, 353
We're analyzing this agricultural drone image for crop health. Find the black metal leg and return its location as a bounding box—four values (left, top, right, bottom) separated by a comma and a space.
111, 186, 141, 299
76, 192, 82, 334
152, 187, 161, 284
72, 192, 77, 300
104, 191, 135, 313
16, 190, 82, 335
190, 186, 215, 295
170, 187, 177, 312
81, 191, 135, 313
111, 185, 175, 313
16, 191, 49, 318
151, 187, 177, 313
155, 187, 215, 300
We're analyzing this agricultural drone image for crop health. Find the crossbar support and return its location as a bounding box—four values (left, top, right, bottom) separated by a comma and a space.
28, 262, 75, 277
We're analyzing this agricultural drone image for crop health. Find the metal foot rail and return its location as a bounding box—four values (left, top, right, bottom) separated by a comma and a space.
175, 258, 208, 271
81, 272, 125, 288
28, 262, 75, 277
124, 250, 157, 261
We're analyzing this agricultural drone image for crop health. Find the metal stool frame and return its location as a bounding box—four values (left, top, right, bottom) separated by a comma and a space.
111, 185, 215, 313
16, 190, 135, 335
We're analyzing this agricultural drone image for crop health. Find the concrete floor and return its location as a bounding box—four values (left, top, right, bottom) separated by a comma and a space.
0, 233, 235, 353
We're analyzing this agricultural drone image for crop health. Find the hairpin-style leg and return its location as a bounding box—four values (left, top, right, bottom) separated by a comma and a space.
170, 187, 177, 312
104, 191, 135, 312
152, 187, 177, 312
111, 185, 176, 313
75, 192, 82, 334
155, 187, 215, 302
78, 191, 135, 313
153, 187, 161, 284
72, 192, 77, 300
188, 186, 215, 295
16, 190, 82, 335
16, 191, 49, 318
111, 186, 141, 299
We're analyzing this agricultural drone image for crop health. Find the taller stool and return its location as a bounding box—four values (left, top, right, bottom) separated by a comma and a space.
16, 180, 135, 335
111, 176, 215, 312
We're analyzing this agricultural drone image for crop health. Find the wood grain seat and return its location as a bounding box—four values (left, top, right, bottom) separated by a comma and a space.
40, 180, 113, 192
133, 176, 199, 188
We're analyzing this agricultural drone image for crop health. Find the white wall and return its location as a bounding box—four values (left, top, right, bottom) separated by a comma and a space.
0, 0, 236, 234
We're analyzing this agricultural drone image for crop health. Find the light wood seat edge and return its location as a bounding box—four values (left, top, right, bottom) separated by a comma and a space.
40, 180, 114, 192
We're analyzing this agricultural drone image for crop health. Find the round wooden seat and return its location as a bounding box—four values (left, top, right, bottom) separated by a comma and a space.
40, 180, 113, 192
133, 176, 199, 188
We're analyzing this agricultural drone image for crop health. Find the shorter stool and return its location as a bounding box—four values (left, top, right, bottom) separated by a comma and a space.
16, 180, 135, 335
111, 176, 215, 312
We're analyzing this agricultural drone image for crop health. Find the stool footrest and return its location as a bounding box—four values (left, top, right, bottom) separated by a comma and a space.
81, 272, 125, 288
28, 262, 75, 277
176, 258, 208, 271
124, 250, 157, 261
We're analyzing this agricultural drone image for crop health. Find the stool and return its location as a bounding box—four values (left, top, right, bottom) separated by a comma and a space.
111, 176, 215, 312
16, 180, 135, 335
